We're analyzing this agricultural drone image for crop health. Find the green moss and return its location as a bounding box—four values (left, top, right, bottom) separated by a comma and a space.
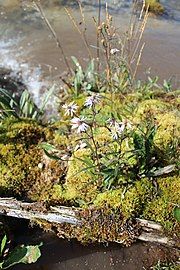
0, 143, 41, 196
154, 112, 180, 150
28, 156, 65, 203
94, 127, 111, 144
64, 149, 98, 202
121, 138, 137, 167
134, 99, 171, 123
94, 178, 154, 219
56, 206, 140, 245
93, 189, 123, 208
53, 133, 69, 148
0, 117, 46, 145
143, 176, 180, 232
50, 184, 63, 201
0, 118, 64, 201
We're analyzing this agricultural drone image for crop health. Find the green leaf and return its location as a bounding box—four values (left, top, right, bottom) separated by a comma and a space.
0, 235, 7, 256
38, 85, 55, 117
39, 142, 57, 152
39, 143, 61, 161
173, 207, 180, 222
20, 245, 41, 264
2, 244, 41, 269
2, 246, 27, 269
43, 149, 60, 161
149, 165, 175, 177
71, 56, 80, 67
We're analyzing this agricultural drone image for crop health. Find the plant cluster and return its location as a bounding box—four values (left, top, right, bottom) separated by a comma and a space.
0, 0, 179, 251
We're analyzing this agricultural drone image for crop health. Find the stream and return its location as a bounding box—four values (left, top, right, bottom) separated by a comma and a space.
0, 1, 180, 269
0, 0, 180, 106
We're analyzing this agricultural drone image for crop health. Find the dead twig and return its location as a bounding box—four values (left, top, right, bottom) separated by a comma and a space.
64, 4, 92, 60
33, 1, 72, 75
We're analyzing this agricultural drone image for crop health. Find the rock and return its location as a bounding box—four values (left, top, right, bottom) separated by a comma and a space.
0, 67, 26, 100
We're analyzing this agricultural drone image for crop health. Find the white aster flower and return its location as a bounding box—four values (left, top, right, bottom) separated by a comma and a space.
110, 48, 120, 55
119, 122, 126, 133
71, 116, 89, 133
108, 118, 118, 127
84, 94, 101, 108
111, 127, 120, 140
61, 154, 69, 161
108, 118, 132, 140
62, 101, 78, 116
74, 142, 87, 151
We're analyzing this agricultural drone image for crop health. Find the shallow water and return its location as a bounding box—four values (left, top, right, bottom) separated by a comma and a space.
0, 0, 180, 108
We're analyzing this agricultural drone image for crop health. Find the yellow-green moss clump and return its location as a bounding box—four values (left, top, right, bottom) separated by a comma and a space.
0, 117, 49, 144
0, 118, 64, 202
132, 99, 179, 162
0, 142, 43, 196
145, 0, 165, 15
143, 176, 180, 233
154, 112, 180, 150
134, 99, 171, 123
64, 148, 98, 203
94, 178, 154, 219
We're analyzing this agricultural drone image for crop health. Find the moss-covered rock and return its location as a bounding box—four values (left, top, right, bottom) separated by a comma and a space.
0, 143, 41, 196
0, 117, 47, 145
143, 176, 180, 233
94, 178, 154, 219
134, 99, 171, 123
154, 112, 180, 150
0, 117, 64, 201
64, 148, 98, 202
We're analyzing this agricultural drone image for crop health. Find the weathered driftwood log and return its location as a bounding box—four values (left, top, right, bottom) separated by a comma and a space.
0, 198, 177, 247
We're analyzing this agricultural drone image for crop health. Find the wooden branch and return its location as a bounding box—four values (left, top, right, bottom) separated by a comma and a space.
0, 198, 79, 225
0, 198, 177, 247
135, 218, 163, 231
138, 232, 175, 246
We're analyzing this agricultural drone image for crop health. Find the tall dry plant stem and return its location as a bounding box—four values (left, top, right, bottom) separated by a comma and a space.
97, 0, 101, 74
105, 4, 111, 82
64, 4, 92, 60
33, 1, 72, 75
130, 6, 148, 64
124, 0, 148, 81
132, 42, 145, 81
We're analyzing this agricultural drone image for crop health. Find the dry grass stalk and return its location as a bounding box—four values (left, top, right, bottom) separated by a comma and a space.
96, 0, 101, 74
64, 3, 92, 60
132, 42, 145, 81
120, 0, 149, 82
95, 4, 116, 81
130, 6, 149, 64
33, 0, 72, 75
